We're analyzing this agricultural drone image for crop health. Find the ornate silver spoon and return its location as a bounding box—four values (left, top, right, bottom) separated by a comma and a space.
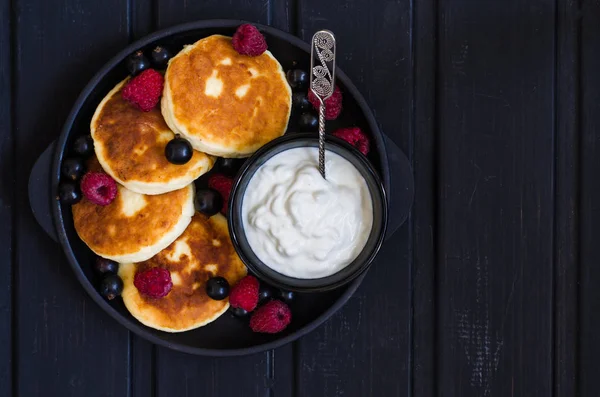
309, 30, 336, 179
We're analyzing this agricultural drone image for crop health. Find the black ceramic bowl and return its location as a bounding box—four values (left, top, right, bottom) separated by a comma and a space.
47, 20, 395, 356
229, 133, 388, 292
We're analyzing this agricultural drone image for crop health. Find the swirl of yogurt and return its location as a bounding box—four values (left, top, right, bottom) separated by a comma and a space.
242, 147, 373, 279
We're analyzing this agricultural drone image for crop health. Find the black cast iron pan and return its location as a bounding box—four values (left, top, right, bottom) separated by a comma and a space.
28, 20, 414, 356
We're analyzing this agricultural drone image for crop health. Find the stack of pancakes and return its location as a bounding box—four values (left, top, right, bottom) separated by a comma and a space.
72, 34, 291, 332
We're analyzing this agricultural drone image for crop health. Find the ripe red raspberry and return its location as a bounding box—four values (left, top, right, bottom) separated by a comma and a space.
134, 267, 173, 298
229, 275, 259, 312
80, 172, 118, 206
308, 85, 343, 120
250, 300, 292, 333
332, 127, 370, 156
232, 24, 268, 57
122, 69, 164, 112
208, 174, 233, 214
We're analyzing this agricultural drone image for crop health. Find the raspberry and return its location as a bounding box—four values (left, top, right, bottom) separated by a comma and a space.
232, 24, 268, 57
332, 127, 370, 156
308, 85, 343, 120
250, 300, 292, 333
122, 69, 164, 112
80, 172, 118, 206
229, 275, 259, 312
134, 267, 172, 298
208, 174, 233, 214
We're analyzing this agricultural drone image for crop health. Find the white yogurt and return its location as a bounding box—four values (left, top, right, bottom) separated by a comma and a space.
241, 147, 373, 279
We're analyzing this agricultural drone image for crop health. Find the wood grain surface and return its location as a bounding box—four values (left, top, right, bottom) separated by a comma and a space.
1, 0, 596, 396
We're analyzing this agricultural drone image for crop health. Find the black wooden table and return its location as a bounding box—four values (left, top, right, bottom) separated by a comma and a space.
2, 0, 599, 396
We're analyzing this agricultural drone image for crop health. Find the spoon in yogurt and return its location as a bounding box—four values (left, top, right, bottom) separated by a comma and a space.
309, 30, 337, 179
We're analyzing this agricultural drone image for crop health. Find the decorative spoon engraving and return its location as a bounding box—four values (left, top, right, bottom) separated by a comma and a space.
309, 30, 336, 179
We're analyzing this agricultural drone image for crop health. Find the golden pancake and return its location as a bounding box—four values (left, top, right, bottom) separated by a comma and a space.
161, 35, 292, 158
72, 157, 195, 263
91, 78, 215, 195
119, 213, 247, 332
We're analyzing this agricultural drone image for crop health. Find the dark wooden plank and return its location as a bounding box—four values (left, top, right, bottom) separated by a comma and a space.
14, 0, 132, 395
128, 3, 158, 396
155, 346, 293, 396
131, 0, 155, 39
294, 1, 413, 396
0, 0, 13, 393
436, 1, 555, 395
579, 0, 600, 395
131, 336, 155, 397
156, 0, 270, 30
554, 0, 580, 396
411, 0, 437, 395
151, 3, 294, 397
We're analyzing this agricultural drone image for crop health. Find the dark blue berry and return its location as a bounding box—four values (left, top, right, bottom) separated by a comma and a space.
72, 135, 94, 157
292, 92, 311, 110
218, 157, 242, 176
206, 277, 230, 300
126, 50, 150, 76
230, 306, 249, 318
151, 46, 172, 69
61, 157, 86, 181
94, 257, 119, 275
298, 113, 318, 129
258, 285, 274, 303
58, 181, 81, 205
165, 136, 193, 165
286, 69, 308, 90
195, 189, 223, 217
100, 275, 124, 300
278, 290, 295, 303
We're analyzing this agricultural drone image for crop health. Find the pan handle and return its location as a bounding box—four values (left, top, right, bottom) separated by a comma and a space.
383, 134, 414, 241
29, 141, 58, 242
29, 135, 413, 243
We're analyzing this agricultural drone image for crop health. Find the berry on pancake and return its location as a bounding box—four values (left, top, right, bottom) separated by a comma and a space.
122, 69, 164, 112
134, 267, 173, 299
80, 172, 118, 206
232, 24, 267, 56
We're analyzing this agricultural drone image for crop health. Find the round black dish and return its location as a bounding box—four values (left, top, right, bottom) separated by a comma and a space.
50, 20, 391, 356
229, 133, 388, 292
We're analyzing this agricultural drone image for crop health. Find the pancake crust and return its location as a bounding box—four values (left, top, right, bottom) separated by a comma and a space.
119, 213, 247, 332
91, 79, 215, 195
72, 157, 195, 263
162, 35, 292, 158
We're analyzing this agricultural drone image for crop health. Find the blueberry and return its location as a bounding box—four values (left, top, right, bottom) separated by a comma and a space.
165, 136, 193, 165
292, 92, 311, 110
195, 188, 223, 217
298, 113, 318, 129
286, 69, 309, 90
206, 276, 230, 300
126, 50, 150, 76
94, 257, 119, 275
258, 284, 274, 303
218, 157, 242, 176
229, 306, 249, 318
278, 290, 295, 303
151, 46, 172, 69
72, 135, 94, 158
61, 157, 86, 181
57, 181, 81, 205
100, 274, 124, 300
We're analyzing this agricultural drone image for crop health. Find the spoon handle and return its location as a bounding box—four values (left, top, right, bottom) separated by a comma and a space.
318, 103, 326, 178
310, 30, 336, 180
